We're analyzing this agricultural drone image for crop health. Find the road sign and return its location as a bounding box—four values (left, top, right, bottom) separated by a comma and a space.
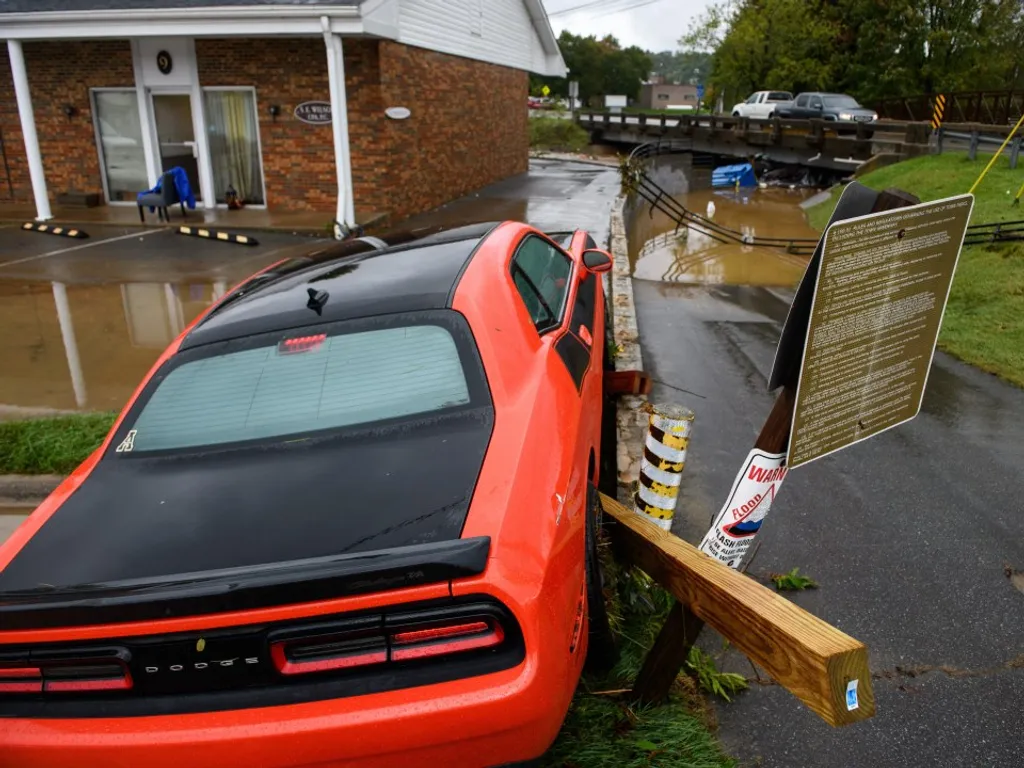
696, 84, 705, 101
699, 449, 788, 568
787, 194, 974, 468
541, 85, 550, 97
568, 80, 579, 99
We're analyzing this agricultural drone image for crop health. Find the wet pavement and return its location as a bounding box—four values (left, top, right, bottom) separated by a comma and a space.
0, 510, 29, 545
633, 263, 1024, 760
0, 159, 617, 415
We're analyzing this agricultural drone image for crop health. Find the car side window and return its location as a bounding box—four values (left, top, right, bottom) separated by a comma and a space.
510, 235, 573, 334
796, 95, 808, 107
746, 94, 759, 104
810, 96, 823, 109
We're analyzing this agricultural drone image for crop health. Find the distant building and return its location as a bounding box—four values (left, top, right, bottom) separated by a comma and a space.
0, 0, 566, 226
639, 83, 698, 111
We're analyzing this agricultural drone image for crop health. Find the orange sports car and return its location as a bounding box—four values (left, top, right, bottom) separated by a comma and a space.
0, 222, 617, 768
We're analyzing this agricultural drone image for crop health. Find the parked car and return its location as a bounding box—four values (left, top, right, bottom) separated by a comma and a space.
0, 223, 617, 768
730, 90, 793, 118
774, 92, 878, 122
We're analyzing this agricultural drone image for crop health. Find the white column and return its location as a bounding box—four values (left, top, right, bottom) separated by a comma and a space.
322, 17, 356, 232
130, 39, 160, 187
52, 283, 87, 408
188, 39, 216, 210
7, 39, 52, 221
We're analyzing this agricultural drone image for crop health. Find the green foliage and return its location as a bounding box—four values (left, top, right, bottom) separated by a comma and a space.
804, 153, 1024, 388
543, 557, 735, 768
0, 413, 117, 475
686, 648, 749, 702
529, 117, 590, 153
683, 0, 1024, 107
531, 31, 652, 104
649, 50, 712, 86
770, 568, 819, 591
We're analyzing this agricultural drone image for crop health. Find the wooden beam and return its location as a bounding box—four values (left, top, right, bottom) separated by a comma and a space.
602, 493, 874, 727
633, 600, 705, 705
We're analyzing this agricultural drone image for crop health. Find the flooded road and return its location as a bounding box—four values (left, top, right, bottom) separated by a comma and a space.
0, 159, 617, 416
629, 186, 817, 286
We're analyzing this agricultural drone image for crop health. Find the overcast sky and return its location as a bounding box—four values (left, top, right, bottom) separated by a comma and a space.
543, 0, 716, 53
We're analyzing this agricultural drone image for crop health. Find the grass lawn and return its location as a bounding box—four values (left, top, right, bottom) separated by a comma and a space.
0, 413, 116, 475
543, 553, 736, 768
805, 152, 1024, 387
530, 116, 592, 153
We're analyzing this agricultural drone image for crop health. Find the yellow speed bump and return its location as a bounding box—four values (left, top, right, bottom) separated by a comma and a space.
21, 222, 88, 239
177, 225, 259, 247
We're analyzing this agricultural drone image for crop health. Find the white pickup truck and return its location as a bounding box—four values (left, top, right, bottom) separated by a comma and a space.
730, 91, 793, 118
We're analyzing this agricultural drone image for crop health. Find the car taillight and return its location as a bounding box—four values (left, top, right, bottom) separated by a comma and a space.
267, 609, 508, 678
390, 619, 504, 661
0, 658, 132, 695
271, 633, 387, 676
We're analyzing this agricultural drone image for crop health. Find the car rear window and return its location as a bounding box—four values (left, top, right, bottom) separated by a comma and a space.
116, 317, 478, 453
767, 92, 792, 101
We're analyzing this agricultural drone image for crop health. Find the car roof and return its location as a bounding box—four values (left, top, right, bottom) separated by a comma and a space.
181, 222, 499, 349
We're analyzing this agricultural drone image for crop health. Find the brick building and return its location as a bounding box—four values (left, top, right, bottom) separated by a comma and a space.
0, 0, 565, 227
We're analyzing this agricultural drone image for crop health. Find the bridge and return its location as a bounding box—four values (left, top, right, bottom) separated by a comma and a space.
576, 111, 1019, 173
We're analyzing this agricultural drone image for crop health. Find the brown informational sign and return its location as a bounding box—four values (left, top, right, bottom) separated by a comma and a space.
788, 195, 974, 468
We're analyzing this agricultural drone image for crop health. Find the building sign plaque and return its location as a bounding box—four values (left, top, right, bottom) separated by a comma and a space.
293, 101, 332, 125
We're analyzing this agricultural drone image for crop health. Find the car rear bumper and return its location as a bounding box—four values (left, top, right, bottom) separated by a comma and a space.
0, 659, 568, 768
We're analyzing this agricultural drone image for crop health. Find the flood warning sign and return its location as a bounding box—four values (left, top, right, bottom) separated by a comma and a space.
699, 449, 787, 569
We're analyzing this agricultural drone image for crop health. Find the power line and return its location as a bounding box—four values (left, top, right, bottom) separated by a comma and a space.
591, 0, 668, 18
547, 0, 644, 18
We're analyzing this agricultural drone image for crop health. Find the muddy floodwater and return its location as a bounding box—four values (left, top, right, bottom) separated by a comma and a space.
629, 186, 818, 286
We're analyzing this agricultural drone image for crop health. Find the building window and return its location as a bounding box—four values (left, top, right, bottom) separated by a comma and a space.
657, 93, 670, 101
92, 89, 148, 203
203, 89, 265, 205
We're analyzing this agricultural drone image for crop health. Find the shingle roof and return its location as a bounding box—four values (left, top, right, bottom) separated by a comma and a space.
0, 0, 361, 12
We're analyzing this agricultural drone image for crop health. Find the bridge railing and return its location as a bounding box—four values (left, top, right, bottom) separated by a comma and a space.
876, 90, 1024, 125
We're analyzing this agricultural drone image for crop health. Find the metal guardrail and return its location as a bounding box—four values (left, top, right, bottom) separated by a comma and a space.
877, 90, 1024, 126
938, 127, 1022, 167
623, 142, 1024, 252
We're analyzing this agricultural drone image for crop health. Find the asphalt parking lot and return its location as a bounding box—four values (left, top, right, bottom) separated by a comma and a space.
0, 221, 330, 285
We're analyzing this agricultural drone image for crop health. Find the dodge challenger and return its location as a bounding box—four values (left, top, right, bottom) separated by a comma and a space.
0, 221, 616, 768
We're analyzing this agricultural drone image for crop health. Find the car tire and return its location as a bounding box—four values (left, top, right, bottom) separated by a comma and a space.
767, 111, 775, 119
732, 111, 740, 117
584, 484, 618, 673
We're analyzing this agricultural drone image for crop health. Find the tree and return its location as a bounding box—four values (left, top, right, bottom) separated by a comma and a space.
530, 31, 652, 104
649, 51, 713, 85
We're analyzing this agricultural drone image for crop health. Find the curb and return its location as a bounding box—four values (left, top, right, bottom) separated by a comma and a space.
607, 195, 648, 505
0, 474, 63, 507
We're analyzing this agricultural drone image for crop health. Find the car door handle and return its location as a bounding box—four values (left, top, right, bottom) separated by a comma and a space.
578, 325, 592, 346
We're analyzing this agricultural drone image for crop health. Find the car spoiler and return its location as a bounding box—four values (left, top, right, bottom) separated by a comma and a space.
0, 537, 490, 631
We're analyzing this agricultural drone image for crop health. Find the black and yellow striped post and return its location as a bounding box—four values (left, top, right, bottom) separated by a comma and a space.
177, 225, 259, 247
21, 222, 88, 239
930, 94, 946, 131
633, 403, 695, 531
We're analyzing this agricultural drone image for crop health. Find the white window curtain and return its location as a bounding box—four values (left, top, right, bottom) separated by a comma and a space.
203, 90, 264, 205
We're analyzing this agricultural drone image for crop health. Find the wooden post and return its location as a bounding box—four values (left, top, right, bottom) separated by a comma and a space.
604, 494, 875, 727
629, 189, 919, 708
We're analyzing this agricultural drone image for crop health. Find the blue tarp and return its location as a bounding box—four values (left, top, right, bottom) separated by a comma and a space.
711, 163, 757, 188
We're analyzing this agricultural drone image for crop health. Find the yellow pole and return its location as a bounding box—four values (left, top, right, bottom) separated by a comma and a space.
1014, 178, 1024, 205
968, 112, 1024, 195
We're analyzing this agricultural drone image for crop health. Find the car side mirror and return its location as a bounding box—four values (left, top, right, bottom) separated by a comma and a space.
582, 249, 613, 273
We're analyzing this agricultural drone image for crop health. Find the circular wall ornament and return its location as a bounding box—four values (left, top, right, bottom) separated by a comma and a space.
156, 50, 173, 75
385, 106, 412, 120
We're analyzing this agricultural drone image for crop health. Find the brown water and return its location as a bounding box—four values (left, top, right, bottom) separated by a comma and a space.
628, 187, 818, 286
0, 280, 226, 414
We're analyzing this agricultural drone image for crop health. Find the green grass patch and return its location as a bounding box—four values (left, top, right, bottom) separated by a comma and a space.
530, 116, 591, 153
770, 568, 818, 591
544, 549, 735, 768
805, 152, 1024, 387
0, 413, 116, 475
